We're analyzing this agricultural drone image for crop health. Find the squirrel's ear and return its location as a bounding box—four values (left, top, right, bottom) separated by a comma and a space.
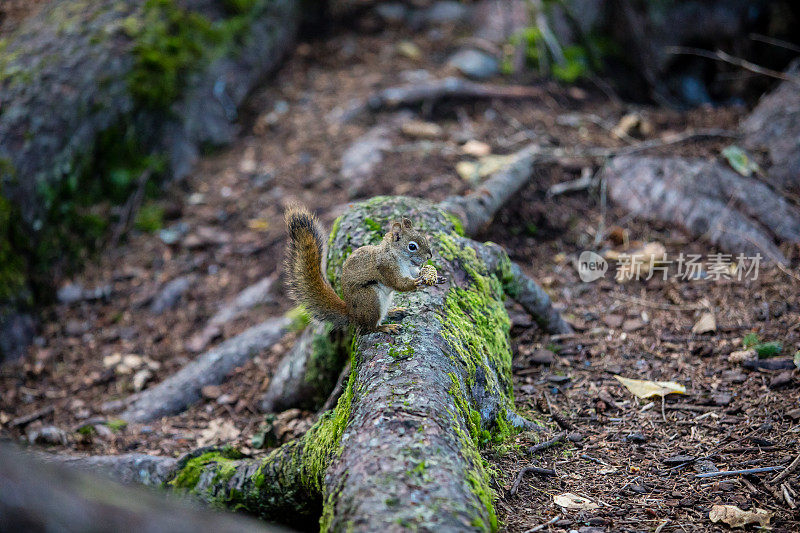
391, 221, 402, 241
402, 218, 413, 229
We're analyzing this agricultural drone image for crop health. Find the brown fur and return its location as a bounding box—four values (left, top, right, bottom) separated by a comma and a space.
285, 205, 433, 333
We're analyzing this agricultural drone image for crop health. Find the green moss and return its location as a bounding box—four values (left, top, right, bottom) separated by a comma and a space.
134, 202, 164, 232
286, 305, 311, 332
363, 217, 382, 233
444, 212, 466, 237
304, 323, 353, 407
0, 189, 27, 300
169, 449, 242, 497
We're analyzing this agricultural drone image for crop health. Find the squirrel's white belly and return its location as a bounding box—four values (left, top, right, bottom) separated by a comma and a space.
375, 283, 394, 323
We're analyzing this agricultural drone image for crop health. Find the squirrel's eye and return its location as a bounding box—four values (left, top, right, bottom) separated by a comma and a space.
408, 241, 418, 252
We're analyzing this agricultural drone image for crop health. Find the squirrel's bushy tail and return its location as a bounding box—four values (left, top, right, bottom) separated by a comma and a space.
284, 204, 348, 326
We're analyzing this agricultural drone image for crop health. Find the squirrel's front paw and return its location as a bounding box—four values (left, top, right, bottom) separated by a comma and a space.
377, 324, 401, 334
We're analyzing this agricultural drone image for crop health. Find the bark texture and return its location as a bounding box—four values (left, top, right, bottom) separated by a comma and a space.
0, 0, 299, 361
60, 196, 546, 532
603, 156, 800, 263
0, 445, 282, 533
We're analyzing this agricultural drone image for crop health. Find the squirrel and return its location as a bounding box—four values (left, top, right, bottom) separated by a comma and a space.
284, 204, 443, 334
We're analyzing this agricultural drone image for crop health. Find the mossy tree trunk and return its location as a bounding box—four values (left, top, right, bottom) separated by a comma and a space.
0, 0, 299, 361
64, 196, 544, 531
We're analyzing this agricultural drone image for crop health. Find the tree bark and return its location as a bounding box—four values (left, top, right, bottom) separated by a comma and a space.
46, 196, 551, 532
0, 445, 283, 533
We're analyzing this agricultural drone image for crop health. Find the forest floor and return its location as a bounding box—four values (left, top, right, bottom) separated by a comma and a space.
2, 12, 799, 533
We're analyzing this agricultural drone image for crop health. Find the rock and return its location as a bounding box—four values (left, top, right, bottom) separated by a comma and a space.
741, 58, 800, 193
64, 320, 90, 337
419, 1, 470, 25
447, 49, 499, 80
567, 432, 584, 443
0, 310, 35, 363
712, 393, 733, 406
400, 120, 443, 139
530, 349, 556, 365
693, 460, 718, 474
132, 368, 153, 392
150, 276, 192, 315
340, 124, 393, 196
622, 318, 644, 332
662, 455, 694, 465
626, 432, 647, 443
56, 283, 111, 304
216, 394, 237, 405
26, 424, 68, 446
769, 371, 793, 389
728, 349, 756, 364
602, 314, 624, 329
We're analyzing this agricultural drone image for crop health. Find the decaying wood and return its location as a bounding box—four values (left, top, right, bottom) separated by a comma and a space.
259, 322, 351, 413
44, 196, 560, 531
335, 77, 545, 123
118, 316, 290, 423
0, 445, 281, 533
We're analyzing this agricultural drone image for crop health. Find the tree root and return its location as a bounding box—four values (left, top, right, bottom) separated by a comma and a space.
117, 316, 290, 423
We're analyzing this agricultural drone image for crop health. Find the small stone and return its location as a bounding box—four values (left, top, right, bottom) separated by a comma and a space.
622, 318, 644, 332
693, 460, 719, 474
769, 371, 793, 389
602, 314, 624, 329
374, 3, 408, 24
626, 432, 647, 443
396, 41, 422, 61
530, 349, 555, 365
447, 49, 499, 80
132, 369, 153, 392
400, 120, 442, 139
786, 408, 800, 420
65, 319, 89, 337
57, 283, 84, 304
629, 484, 648, 494
421, 1, 469, 25
201, 385, 222, 400
461, 140, 491, 157
728, 349, 756, 364
27, 425, 68, 446
712, 393, 733, 406
216, 394, 236, 405
547, 374, 571, 384
567, 432, 584, 443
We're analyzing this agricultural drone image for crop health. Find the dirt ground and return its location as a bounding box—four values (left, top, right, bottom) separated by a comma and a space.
1, 13, 798, 533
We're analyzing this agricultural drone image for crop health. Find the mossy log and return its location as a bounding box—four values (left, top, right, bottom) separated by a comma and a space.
0, 0, 299, 360
0, 445, 284, 533
59, 196, 547, 531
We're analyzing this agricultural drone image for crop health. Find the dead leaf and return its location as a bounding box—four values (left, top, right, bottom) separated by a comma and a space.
396, 41, 422, 61
692, 312, 716, 334
197, 419, 241, 447
461, 140, 491, 157
709, 504, 771, 528
553, 492, 599, 510
455, 154, 517, 184
614, 375, 686, 399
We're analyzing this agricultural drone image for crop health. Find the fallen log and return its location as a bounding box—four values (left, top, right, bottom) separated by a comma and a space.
0, 445, 281, 533
59, 196, 551, 531
261, 146, 570, 412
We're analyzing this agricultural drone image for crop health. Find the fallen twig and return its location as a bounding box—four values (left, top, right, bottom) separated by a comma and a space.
666, 46, 800, 86
522, 515, 561, 533
769, 453, 800, 485
336, 77, 546, 123
694, 466, 783, 479
527, 431, 567, 455
508, 465, 557, 497
10, 405, 54, 428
